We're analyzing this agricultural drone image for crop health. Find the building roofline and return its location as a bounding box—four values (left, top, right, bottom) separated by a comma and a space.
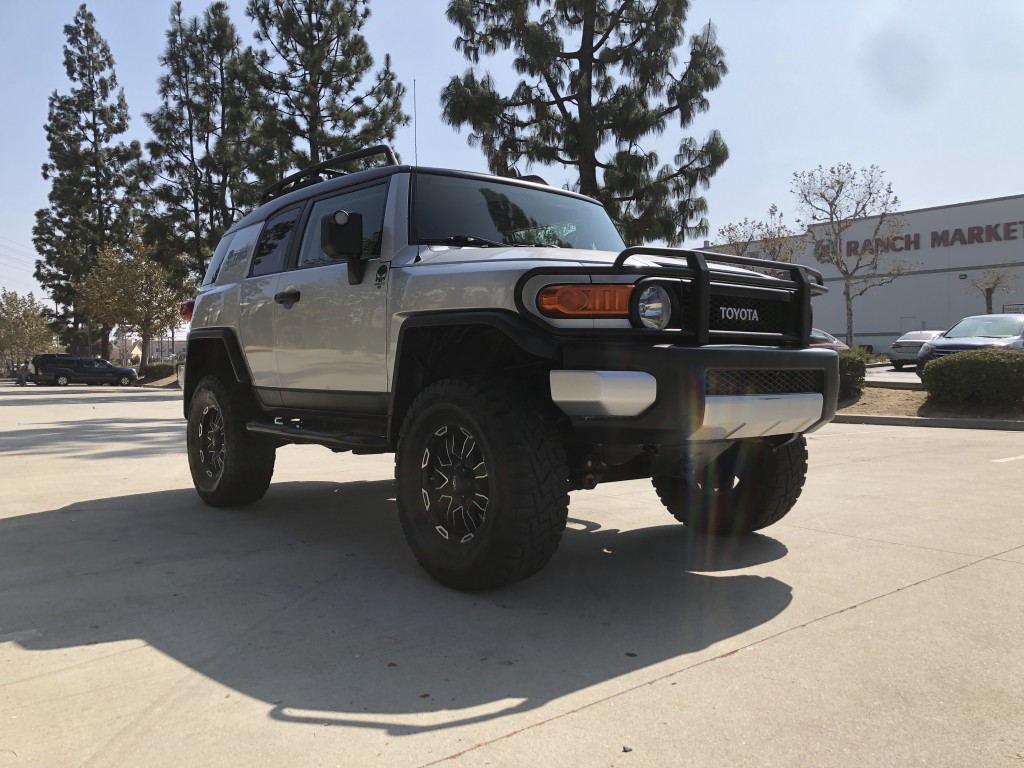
890, 192, 1024, 218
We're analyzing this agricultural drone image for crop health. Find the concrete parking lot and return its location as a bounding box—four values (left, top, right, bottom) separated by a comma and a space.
1, 385, 1022, 767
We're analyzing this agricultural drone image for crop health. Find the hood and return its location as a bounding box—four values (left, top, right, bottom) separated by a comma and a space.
414, 245, 766, 278
931, 336, 1018, 349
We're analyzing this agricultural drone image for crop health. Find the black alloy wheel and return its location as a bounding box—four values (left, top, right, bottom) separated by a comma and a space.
197, 402, 227, 481
187, 375, 275, 506
419, 423, 490, 544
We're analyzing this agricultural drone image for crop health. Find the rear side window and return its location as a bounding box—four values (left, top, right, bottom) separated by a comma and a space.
250, 207, 301, 277
203, 223, 262, 287
202, 231, 236, 287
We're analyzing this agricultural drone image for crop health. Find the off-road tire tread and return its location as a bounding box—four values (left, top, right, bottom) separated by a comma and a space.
652, 436, 808, 535
188, 375, 275, 507
395, 377, 569, 590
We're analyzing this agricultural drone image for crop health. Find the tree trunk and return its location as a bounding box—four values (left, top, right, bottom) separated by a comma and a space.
100, 323, 112, 361
576, 4, 599, 198
843, 281, 854, 346
985, 288, 994, 314
140, 331, 151, 376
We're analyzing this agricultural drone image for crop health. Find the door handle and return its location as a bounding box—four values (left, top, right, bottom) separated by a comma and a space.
274, 288, 301, 305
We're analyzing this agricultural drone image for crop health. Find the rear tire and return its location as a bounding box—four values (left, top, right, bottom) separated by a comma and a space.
56, 375, 69, 386
395, 378, 569, 590
652, 436, 808, 535
187, 375, 276, 507
892, 361, 904, 371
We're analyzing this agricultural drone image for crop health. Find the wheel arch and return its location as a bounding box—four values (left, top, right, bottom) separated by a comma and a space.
182, 328, 252, 418
387, 311, 561, 448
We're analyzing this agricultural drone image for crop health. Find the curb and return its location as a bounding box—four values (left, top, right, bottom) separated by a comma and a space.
865, 380, 924, 391
833, 413, 1024, 431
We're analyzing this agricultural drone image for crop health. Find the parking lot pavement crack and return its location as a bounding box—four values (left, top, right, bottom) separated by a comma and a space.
414, 545, 1021, 768
777, 521, 1013, 559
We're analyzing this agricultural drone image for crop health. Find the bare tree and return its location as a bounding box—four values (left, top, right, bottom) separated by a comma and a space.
792, 163, 905, 345
715, 204, 804, 263
968, 268, 1018, 314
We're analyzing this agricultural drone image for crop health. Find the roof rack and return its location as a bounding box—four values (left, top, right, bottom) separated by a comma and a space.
259, 144, 400, 204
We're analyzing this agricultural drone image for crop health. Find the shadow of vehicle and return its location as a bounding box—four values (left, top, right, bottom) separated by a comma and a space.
2, 480, 792, 735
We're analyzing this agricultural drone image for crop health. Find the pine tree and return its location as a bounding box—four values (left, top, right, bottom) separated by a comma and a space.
440, 0, 729, 245
246, 0, 409, 168
143, 1, 266, 283
32, 3, 141, 357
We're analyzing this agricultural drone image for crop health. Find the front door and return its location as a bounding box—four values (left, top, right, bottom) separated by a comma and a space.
273, 180, 391, 413
237, 213, 299, 406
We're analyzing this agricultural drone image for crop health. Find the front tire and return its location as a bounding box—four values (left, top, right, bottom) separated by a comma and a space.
652, 436, 808, 536
395, 378, 569, 590
118, 375, 132, 386
187, 375, 276, 507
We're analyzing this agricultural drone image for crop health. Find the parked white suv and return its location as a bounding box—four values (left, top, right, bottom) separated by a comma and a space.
182, 145, 839, 590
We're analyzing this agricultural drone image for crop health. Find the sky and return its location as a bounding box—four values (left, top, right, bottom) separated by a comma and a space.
2, 0, 1022, 300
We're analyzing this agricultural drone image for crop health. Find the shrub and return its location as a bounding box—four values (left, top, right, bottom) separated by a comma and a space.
837, 347, 868, 400
141, 362, 174, 380
922, 348, 1024, 405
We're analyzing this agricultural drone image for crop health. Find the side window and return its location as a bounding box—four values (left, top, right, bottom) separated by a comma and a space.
250, 207, 301, 278
296, 183, 388, 269
202, 231, 236, 287
209, 223, 261, 286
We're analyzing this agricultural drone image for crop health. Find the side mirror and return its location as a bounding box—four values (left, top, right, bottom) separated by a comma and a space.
321, 210, 366, 285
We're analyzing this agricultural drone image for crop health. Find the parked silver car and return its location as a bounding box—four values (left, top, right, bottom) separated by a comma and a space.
888, 330, 942, 370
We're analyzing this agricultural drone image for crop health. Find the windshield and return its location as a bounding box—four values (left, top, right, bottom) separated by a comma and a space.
413, 172, 625, 252
945, 316, 1024, 339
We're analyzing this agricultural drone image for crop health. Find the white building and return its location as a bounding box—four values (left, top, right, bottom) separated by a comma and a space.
799, 194, 1024, 352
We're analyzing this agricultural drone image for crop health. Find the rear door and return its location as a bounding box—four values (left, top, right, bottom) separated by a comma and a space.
75, 359, 100, 383
272, 180, 391, 411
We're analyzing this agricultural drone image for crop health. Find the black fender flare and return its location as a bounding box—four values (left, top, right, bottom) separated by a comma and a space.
387, 310, 561, 445
183, 327, 252, 417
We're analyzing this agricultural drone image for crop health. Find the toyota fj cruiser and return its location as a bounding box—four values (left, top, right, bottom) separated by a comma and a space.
182, 145, 838, 590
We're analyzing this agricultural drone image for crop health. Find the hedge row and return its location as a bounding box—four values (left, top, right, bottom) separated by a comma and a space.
921, 348, 1024, 405
838, 347, 868, 400
141, 362, 174, 380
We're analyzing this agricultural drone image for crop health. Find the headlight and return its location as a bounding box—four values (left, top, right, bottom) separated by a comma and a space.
920, 343, 934, 353
637, 284, 673, 330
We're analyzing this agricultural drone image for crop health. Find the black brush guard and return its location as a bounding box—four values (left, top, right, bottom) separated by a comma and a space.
515, 246, 827, 347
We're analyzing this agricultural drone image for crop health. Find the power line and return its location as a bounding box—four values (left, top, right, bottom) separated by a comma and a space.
0, 235, 37, 255
0, 249, 37, 270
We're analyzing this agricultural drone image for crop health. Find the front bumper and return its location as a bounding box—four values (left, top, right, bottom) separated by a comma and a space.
550, 343, 839, 445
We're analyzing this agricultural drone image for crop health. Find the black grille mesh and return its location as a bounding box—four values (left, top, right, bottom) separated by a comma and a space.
706, 369, 825, 396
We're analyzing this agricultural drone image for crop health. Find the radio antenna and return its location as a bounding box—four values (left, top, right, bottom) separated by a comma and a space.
413, 79, 418, 166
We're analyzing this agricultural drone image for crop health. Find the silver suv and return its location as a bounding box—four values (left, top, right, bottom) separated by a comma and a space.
182, 145, 839, 590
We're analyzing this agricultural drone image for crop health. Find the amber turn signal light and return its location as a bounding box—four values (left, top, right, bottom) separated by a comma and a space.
537, 284, 633, 318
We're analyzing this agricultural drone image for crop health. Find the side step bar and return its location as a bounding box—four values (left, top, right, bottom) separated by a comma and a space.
247, 421, 388, 454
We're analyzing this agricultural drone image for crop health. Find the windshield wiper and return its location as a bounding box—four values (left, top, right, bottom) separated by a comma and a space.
421, 234, 508, 248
